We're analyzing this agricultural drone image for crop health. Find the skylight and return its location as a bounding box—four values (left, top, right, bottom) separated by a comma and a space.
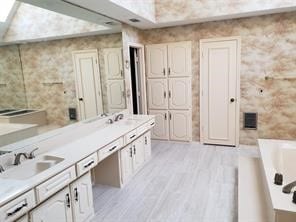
0, 0, 15, 22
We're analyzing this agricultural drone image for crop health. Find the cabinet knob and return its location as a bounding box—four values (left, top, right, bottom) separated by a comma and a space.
79, 98, 83, 101
230, 98, 235, 103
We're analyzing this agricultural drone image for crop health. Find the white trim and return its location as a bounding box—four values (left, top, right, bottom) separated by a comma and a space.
199, 36, 241, 147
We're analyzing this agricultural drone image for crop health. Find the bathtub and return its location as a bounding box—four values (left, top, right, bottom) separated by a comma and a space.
0, 109, 47, 126
259, 139, 296, 222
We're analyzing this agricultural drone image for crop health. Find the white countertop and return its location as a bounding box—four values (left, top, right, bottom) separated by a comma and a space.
258, 139, 296, 214
0, 114, 154, 206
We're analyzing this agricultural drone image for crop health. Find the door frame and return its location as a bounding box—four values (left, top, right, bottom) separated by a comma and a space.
199, 36, 241, 147
126, 42, 147, 114
72, 49, 103, 121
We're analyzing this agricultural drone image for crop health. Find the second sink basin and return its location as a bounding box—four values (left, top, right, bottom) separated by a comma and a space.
0, 155, 64, 180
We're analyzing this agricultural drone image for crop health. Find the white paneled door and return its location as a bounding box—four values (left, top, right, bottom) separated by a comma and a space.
146, 44, 167, 78
200, 37, 240, 146
168, 42, 191, 77
103, 48, 123, 80
149, 110, 169, 140
147, 79, 168, 110
169, 78, 191, 109
169, 110, 191, 141
73, 50, 103, 120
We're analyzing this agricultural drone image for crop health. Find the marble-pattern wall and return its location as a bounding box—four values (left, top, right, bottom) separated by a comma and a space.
0, 45, 27, 109
18, 33, 122, 126
125, 11, 296, 145
155, 0, 296, 23
110, 0, 155, 22
3, 3, 108, 43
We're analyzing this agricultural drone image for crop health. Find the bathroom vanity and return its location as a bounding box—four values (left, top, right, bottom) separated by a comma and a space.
0, 113, 155, 222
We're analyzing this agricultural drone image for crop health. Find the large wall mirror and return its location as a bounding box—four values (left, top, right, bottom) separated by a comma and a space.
0, 1, 126, 151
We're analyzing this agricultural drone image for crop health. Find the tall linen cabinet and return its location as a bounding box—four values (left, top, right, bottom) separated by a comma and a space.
146, 42, 192, 141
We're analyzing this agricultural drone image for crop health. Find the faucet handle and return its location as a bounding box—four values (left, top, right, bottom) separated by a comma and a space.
28, 147, 39, 159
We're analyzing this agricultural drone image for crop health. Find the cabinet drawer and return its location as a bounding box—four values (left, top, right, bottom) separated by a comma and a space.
0, 190, 35, 222
76, 152, 98, 176
35, 166, 76, 203
125, 129, 138, 144
98, 137, 123, 162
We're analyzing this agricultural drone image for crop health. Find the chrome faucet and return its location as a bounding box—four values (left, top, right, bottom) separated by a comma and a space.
0, 165, 4, 173
14, 153, 29, 165
107, 118, 114, 124
114, 113, 124, 122
283, 181, 296, 194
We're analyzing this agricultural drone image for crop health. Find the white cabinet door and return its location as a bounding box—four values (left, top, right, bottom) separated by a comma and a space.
147, 79, 168, 110
120, 145, 134, 184
149, 110, 169, 140
143, 131, 152, 160
169, 110, 191, 141
107, 79, 126, 111
132, 136, 145, 171
103, 48, 123, 80
70, 172, 94, 222
146, 44, 167, 78
16, 215, 28, 222
30, 187, 73, 222
169, 78, 191, 109
168, 42, 191, 77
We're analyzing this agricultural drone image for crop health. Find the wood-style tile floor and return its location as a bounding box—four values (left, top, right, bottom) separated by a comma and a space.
92, 141, 257, 222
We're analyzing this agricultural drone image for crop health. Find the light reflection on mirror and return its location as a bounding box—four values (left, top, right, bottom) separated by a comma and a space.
0, 2, 125, 153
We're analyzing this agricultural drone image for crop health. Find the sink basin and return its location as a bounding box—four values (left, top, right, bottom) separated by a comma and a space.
0, 155, 64, 180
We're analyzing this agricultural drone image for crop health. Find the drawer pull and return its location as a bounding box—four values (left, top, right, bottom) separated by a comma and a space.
108, 145, 117, 152
150, 122, 155, 126
66, 193, 71, 208
130, 147, 133, 157
133, 145, 136, 155
83, 160, 95, 168
74, 188, 79, 202
130, 135, 136, 139
145, 137, 147, 145
7, 203, 28, 217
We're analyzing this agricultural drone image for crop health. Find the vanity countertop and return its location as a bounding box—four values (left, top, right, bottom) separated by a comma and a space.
0, 114, 154, 206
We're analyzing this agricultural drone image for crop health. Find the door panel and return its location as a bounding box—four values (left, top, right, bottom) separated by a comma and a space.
201, 38, 239, 146
168, 42, 191, 77
107, 79, 126, 111
103, 48, 123, 80
71, 173, 94, 222
73, 50, 103, 120
147, 79, 168, 110
132, 136, 145, 171
149, 110, 169, 140
146, 44, 167, 78
169, 110, 191, 141
169, 78, 191, 109
30, 187, 72, 222
120, 145, 134, 184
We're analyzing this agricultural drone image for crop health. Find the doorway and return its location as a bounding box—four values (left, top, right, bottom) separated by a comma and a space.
200, 37, 241, 147
72, 49, 104, 120
129, 45, 146, 115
